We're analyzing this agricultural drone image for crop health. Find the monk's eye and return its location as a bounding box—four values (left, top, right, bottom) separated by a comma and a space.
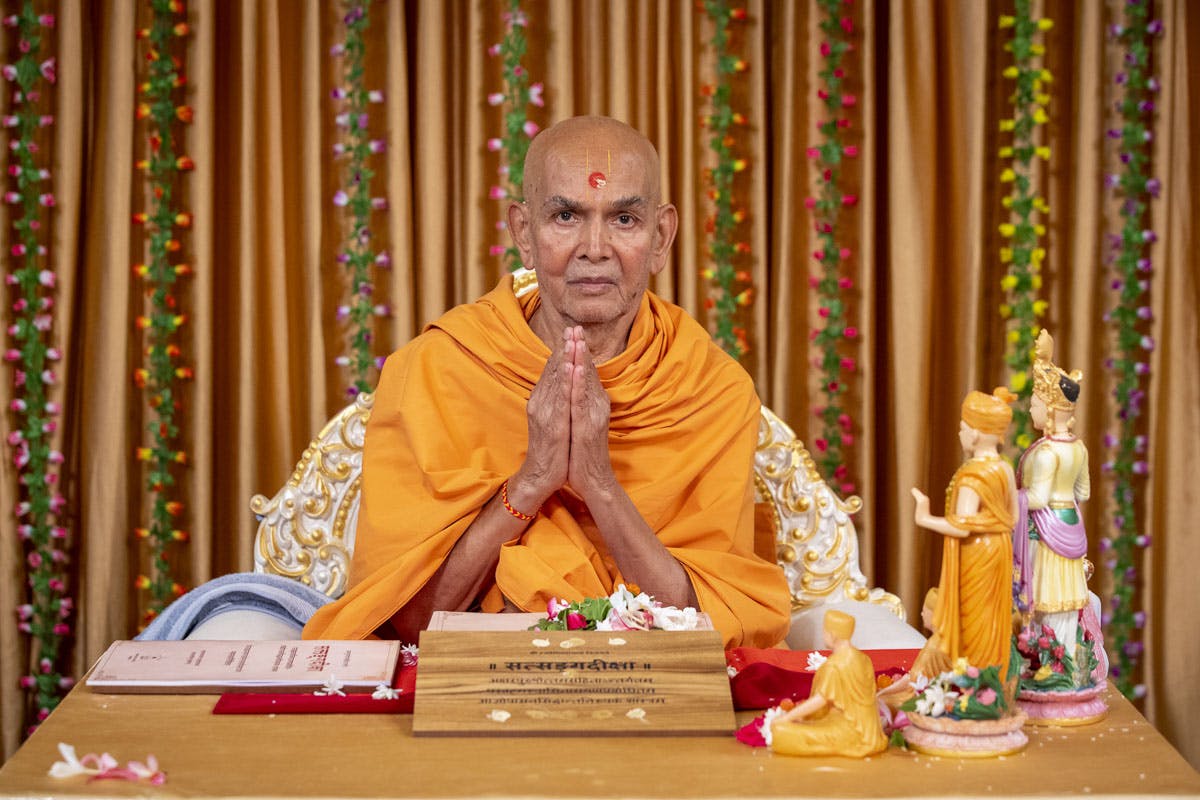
615, 213, 635, 226
555, 210, 575, 223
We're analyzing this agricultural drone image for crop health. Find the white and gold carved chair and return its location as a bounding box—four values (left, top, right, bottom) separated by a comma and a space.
250, 276, 918, 649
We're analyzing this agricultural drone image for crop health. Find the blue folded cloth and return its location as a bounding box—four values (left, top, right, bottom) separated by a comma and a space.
136, 572, 332, 641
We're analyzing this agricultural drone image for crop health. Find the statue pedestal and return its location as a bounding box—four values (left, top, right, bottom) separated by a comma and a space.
1017, 682, 1108, 726
902, 711, 1028, 758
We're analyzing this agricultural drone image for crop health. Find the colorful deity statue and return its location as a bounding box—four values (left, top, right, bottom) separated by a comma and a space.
1015, 329, 1091, 663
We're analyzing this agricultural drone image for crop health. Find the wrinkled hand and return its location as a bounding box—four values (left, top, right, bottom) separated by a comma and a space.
565, 328, 616, 503
512, 331, 574, 509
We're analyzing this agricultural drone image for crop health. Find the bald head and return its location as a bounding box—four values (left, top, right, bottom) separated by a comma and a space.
522, 116, 663, 207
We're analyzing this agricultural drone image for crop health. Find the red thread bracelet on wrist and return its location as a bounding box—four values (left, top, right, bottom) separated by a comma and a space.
501, 479, 537, 521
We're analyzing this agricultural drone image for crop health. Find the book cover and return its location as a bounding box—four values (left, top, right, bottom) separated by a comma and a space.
86, 640, 400, 695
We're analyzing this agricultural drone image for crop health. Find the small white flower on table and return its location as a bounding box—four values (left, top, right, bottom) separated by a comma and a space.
314, 675, 346, 697
486, 710, 511, 723
371, 683, 400, 700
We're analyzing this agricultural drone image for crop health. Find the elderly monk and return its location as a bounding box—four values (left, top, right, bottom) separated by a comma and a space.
303, 116, 791, 648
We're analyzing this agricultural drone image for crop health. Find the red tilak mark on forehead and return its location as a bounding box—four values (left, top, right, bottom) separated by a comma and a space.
588, 171, 607, 189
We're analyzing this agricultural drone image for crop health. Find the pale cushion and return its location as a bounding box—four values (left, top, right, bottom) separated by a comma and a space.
786, 600, 926, 651
185, 609, 304, 641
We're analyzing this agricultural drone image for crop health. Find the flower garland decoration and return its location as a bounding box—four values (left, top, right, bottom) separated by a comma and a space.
331, 0, 390, 397
132, 0, 194, 622
805, 0, 859, 495
1100, 2, 1162, 703
996, 3, 1054, 453
699, 1, 751, 359
486, 0, 541, 273
2, 4, 74, 732
532, 585, 700, 632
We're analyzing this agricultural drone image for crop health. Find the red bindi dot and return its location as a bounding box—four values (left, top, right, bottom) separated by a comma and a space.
588, 171, 607, 189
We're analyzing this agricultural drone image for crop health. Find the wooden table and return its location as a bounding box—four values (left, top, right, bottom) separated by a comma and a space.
1, 681, 1198, 799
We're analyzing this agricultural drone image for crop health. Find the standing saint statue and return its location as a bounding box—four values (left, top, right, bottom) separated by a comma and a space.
912, 388, 1018, 677
1015, 329, 1090, 664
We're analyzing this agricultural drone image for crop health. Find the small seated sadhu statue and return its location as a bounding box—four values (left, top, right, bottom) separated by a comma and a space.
770, 609, 888, 758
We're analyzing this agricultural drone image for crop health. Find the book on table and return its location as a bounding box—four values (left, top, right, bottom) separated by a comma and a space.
86, 640, 401, 694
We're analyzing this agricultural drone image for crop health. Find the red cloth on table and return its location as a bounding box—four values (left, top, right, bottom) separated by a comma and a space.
726, 647, 918, 710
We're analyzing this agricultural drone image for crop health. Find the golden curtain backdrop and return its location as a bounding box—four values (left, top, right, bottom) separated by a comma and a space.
0, 0, 1196, 768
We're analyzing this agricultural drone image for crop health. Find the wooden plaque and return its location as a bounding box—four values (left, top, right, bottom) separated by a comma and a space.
412, 630, 734, 736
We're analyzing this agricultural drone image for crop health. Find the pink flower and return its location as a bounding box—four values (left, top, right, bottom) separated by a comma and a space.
487, 137, 502, 152
566, 612, 587, 630
489, 186, 508, 200
367, 90, 384, 103
487, 43, 501, 57
547, 598, 569, 617
1, 65, 16, 81
375, 251, 391, 268
523, 120, 539, 137
53, 623, 69, 635
529, 82, 545, 107
38, 269, 55, 287
19, 676, 35, 689
843, 326, 858, 339
487, 92, 505, 106
3, 191, 18, 203
39, 58, 56, 83
371, 197, 388, 210
978, 687, 997, 705
332, 190, 349, 207
39, 14, 55, 26
368, 139, 386, 154
843, 144, 859, 158
966, 665, 979, 678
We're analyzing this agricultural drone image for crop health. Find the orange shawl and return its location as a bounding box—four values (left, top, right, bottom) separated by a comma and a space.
303, 276, 791, 648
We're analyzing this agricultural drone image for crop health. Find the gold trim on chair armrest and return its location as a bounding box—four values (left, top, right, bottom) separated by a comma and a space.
251, 392, 374, 598
754, 407, 905, 621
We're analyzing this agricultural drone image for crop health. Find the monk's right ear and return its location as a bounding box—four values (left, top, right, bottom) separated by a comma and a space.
507, 201, 533, 265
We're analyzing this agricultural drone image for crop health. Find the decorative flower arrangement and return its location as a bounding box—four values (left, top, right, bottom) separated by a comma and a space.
331, 0, 390, 397
805, 0, 860, 495
1015, 623, 1099, 693
900, 659, 1008, 721
1100, 0, 1161, 704
699, 1, 751, 359
132, 0, 194, 623
486, 0, 542, 273
996, 2, 1054, 453
3, 5, 74, 732
532, 584, 700, 632
48, 742, 165, 784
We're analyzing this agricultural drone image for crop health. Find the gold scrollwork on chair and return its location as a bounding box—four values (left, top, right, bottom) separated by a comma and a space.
251, 392, 373, 598
754, 406, 905, 620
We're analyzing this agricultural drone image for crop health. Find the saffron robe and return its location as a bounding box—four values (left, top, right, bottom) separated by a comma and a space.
771, 645, 888, 758
933, 456, 1015, 677
303, 276, 792, 649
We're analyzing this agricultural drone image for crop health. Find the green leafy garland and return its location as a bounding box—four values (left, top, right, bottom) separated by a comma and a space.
699, 1, 751, 359
997, 3, 1053, 453
1100, 1, 1162, 702
2, 2, 74, 731
807, 0, 860, 495
486, 0, 541, 272
132, 0, 194, 623
331, 0, 390, 397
